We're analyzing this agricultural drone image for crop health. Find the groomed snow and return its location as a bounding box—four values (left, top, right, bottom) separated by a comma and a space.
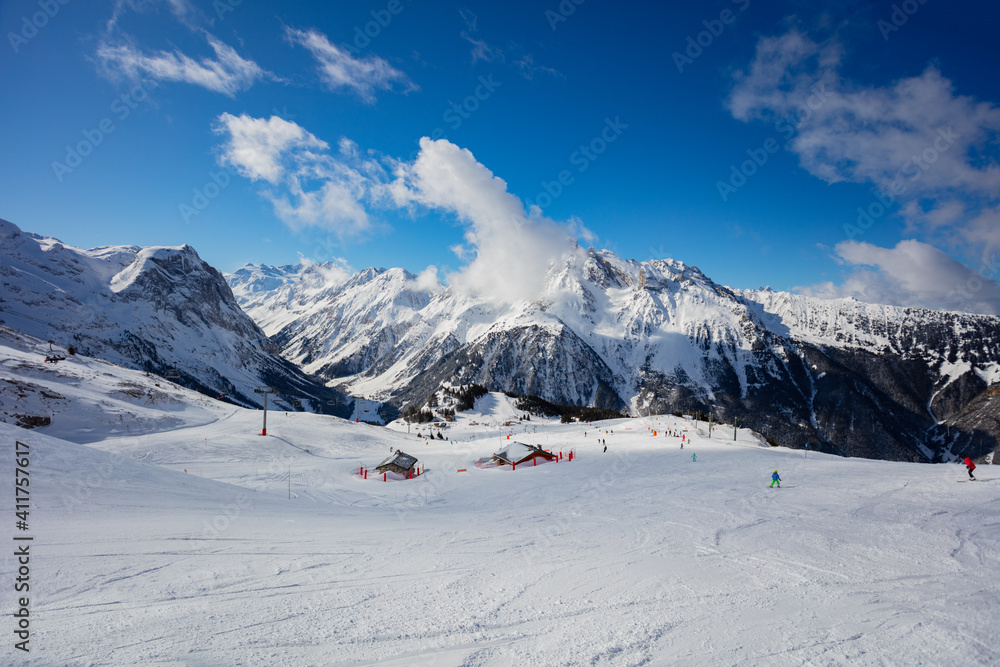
3, 385, 999, 665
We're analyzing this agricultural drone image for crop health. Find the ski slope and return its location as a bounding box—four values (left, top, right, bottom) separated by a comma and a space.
3, 383, 999, 665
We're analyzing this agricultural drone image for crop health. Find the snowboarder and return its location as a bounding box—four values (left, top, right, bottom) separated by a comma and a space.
603, 444, 607, 453
963, 456, 976, 480
771, 470, 781, 488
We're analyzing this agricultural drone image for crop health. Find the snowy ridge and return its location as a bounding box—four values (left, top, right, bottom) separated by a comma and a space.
0, 219, 346, 413
737, 286, 1000, 361
109, 245, 199, 293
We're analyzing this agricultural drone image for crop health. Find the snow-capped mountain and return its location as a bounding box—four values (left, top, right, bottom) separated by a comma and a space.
0, 219, 347, 414
229, 247, 1000, 463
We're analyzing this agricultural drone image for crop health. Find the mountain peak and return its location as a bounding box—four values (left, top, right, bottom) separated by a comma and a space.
0, 218, 22, 239
0, 220, 346, 414
110, 245, 207, 294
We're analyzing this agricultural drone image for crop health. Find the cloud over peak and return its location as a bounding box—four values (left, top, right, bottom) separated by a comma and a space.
213, 117, 584, 303
390, 138, 579, 303
797, 240, 1000, 316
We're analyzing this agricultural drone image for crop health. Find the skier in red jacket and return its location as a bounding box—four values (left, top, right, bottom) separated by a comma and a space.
963, 457, 976, 480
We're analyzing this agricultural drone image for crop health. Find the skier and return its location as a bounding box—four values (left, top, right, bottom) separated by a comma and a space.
771, 470, 781, 488
603, 443, 607, 453
692, 452, 696, 462
963, 456, 976, 480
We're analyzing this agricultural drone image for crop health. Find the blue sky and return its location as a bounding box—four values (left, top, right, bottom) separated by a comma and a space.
2, 0, 1000, 313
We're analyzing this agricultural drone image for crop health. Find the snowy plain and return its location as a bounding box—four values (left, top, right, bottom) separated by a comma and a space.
2, 339, 999, 666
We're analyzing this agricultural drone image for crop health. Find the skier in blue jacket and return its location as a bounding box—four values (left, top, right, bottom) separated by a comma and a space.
771, 470, 781, 488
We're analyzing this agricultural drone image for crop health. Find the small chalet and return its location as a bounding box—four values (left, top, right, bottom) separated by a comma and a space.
491, 441, 556, 467
376, 450, 418, 476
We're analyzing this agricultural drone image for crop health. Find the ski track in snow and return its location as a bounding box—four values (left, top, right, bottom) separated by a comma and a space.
2, 377, 1000, 665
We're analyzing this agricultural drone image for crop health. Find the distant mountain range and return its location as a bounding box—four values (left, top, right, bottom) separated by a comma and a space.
1, 216, 996, 463
0, 219, 347, 415
228, 248, 1000, 463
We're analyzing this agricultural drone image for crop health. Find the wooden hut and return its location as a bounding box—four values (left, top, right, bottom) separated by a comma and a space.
375, 450, 418, 476
491, 441, 556, 467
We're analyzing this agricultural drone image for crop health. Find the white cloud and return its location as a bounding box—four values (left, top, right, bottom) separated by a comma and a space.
732, 28, 1000, 314
391, 138, 580, 303
461, 31, 504, 64
797, 240, 1000, 315
457, 9, 558, 79
273, 175, 370, 234
412, 266, 443, 292
106, 0, 201, 31
298, 255, 355, 289
214, 114, 377, 237
285, 27, 415, 103
514, 54, 562, 81
566, 215, 597, 245
214, 113, 327, 184
458, 8, 502, 63
97, 34, 268, 96
729, 29, 1000, 201
214, 119, 588, 294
